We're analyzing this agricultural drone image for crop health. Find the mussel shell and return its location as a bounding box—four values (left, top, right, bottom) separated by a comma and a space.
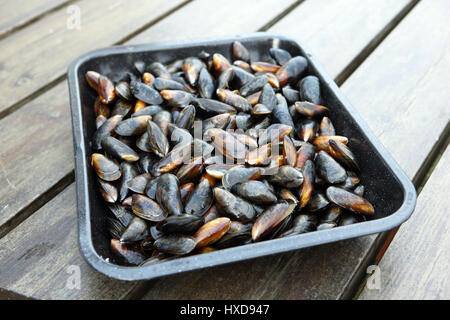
155, 174, 183, 216
298, 75, 321, 105
106, 216, 126, 239
319, 117, 336, 136
222, 165, 264, 190
214, 68, 233, 91
328, 139, 360, 173
101, 136, 139, 162
299, 160, 315, 208
326, 186, 374, 216
230, 66, 254, 87
231, 180, 277, 205
182, 57, 204, 86
115, 81, 133, 101
107, 203, 134, 227
194, 98, 236, 114
315, 150, 347, 184
276, 56, 308, 86
153, 110, 172, 136
120, 216, 149, 243
258, 83, 277, 110
153, 234, 196, 255
131, 105, 163, 117
232, 41, 250, 62
148, 62, 171, 79
160, 90, 194, 106
184, 178, 214, 217
175, 104, 196, 130
283, 135, 297, 166
94, 97, 110, 118
306, 192, 330, 213
86, 71, 100, 90
268, 165, 304, 188
126, 173, 151, 194
147, 119, 169, 157
295, 143, 315, 169
153, 77, 187, 91
214, 188, 256, 223
282, 87, 300, 104
338, 212, 366, 226
114, 115, 152, 136
157, 214, 204, 234
321, 205, 343, 223
97, 75, 116, 104
130, 81, 163, 105
297, 119, 318, 143
269, 48, 292, 65
92, 115, 123, 150
240, 75, 268, 97
258, 123, 293, 146
353, 185, 365, 197
98, 178, 118, 203
132, 194, 167, 222
272, 94, 295, 130
193, 217, 231, 248
294, 101, 328, 117
180, 182, 195, 203
176, 156, 204, 183
216, 88, 252, 113
251, 61, 280, 74
111, 239, 146, 266
198, 68, 215, 99
252, 201, 296, 241
91, 153, 121, 181
212, 53, 231, 76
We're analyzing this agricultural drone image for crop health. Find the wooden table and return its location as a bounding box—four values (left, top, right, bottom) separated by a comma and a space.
0, 0, 448, 300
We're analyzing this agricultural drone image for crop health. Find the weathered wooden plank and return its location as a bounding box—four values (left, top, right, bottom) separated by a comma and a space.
0, 0, 298, 242
128, 0, 297, 44
341, 0, 450, 180
142, 0, 450, 299
0, 0, 69, 38
359, 146, 450, 300
0, 184, 139, 300
0, 0, 187, 114
269, 0, 411, 80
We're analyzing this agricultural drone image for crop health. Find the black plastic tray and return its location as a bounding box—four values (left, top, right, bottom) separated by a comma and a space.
67, 33, 416, 281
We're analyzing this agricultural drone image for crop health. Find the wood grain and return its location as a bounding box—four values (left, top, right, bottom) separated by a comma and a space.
359, 146, 449, 299
0, 0, 187, 114
0, 184, 139, 300
269, 0, 411, 79
0, 0, 69, 38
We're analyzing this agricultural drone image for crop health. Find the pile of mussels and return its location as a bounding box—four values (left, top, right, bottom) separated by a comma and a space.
86, 41, 375, 266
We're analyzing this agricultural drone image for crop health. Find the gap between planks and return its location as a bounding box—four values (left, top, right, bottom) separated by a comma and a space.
347, 121, 450, 300
0, 0, 193, 122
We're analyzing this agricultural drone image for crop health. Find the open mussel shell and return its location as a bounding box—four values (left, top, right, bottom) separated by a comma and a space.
132, 194, 167, 222
153, 234, 197, 255
101, 136, 139, 162
326, 186, 374, 216
252, 201, 296, 242
157, 214, 204, 234
91, 153, 121, 181
193, 217, 231, 248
